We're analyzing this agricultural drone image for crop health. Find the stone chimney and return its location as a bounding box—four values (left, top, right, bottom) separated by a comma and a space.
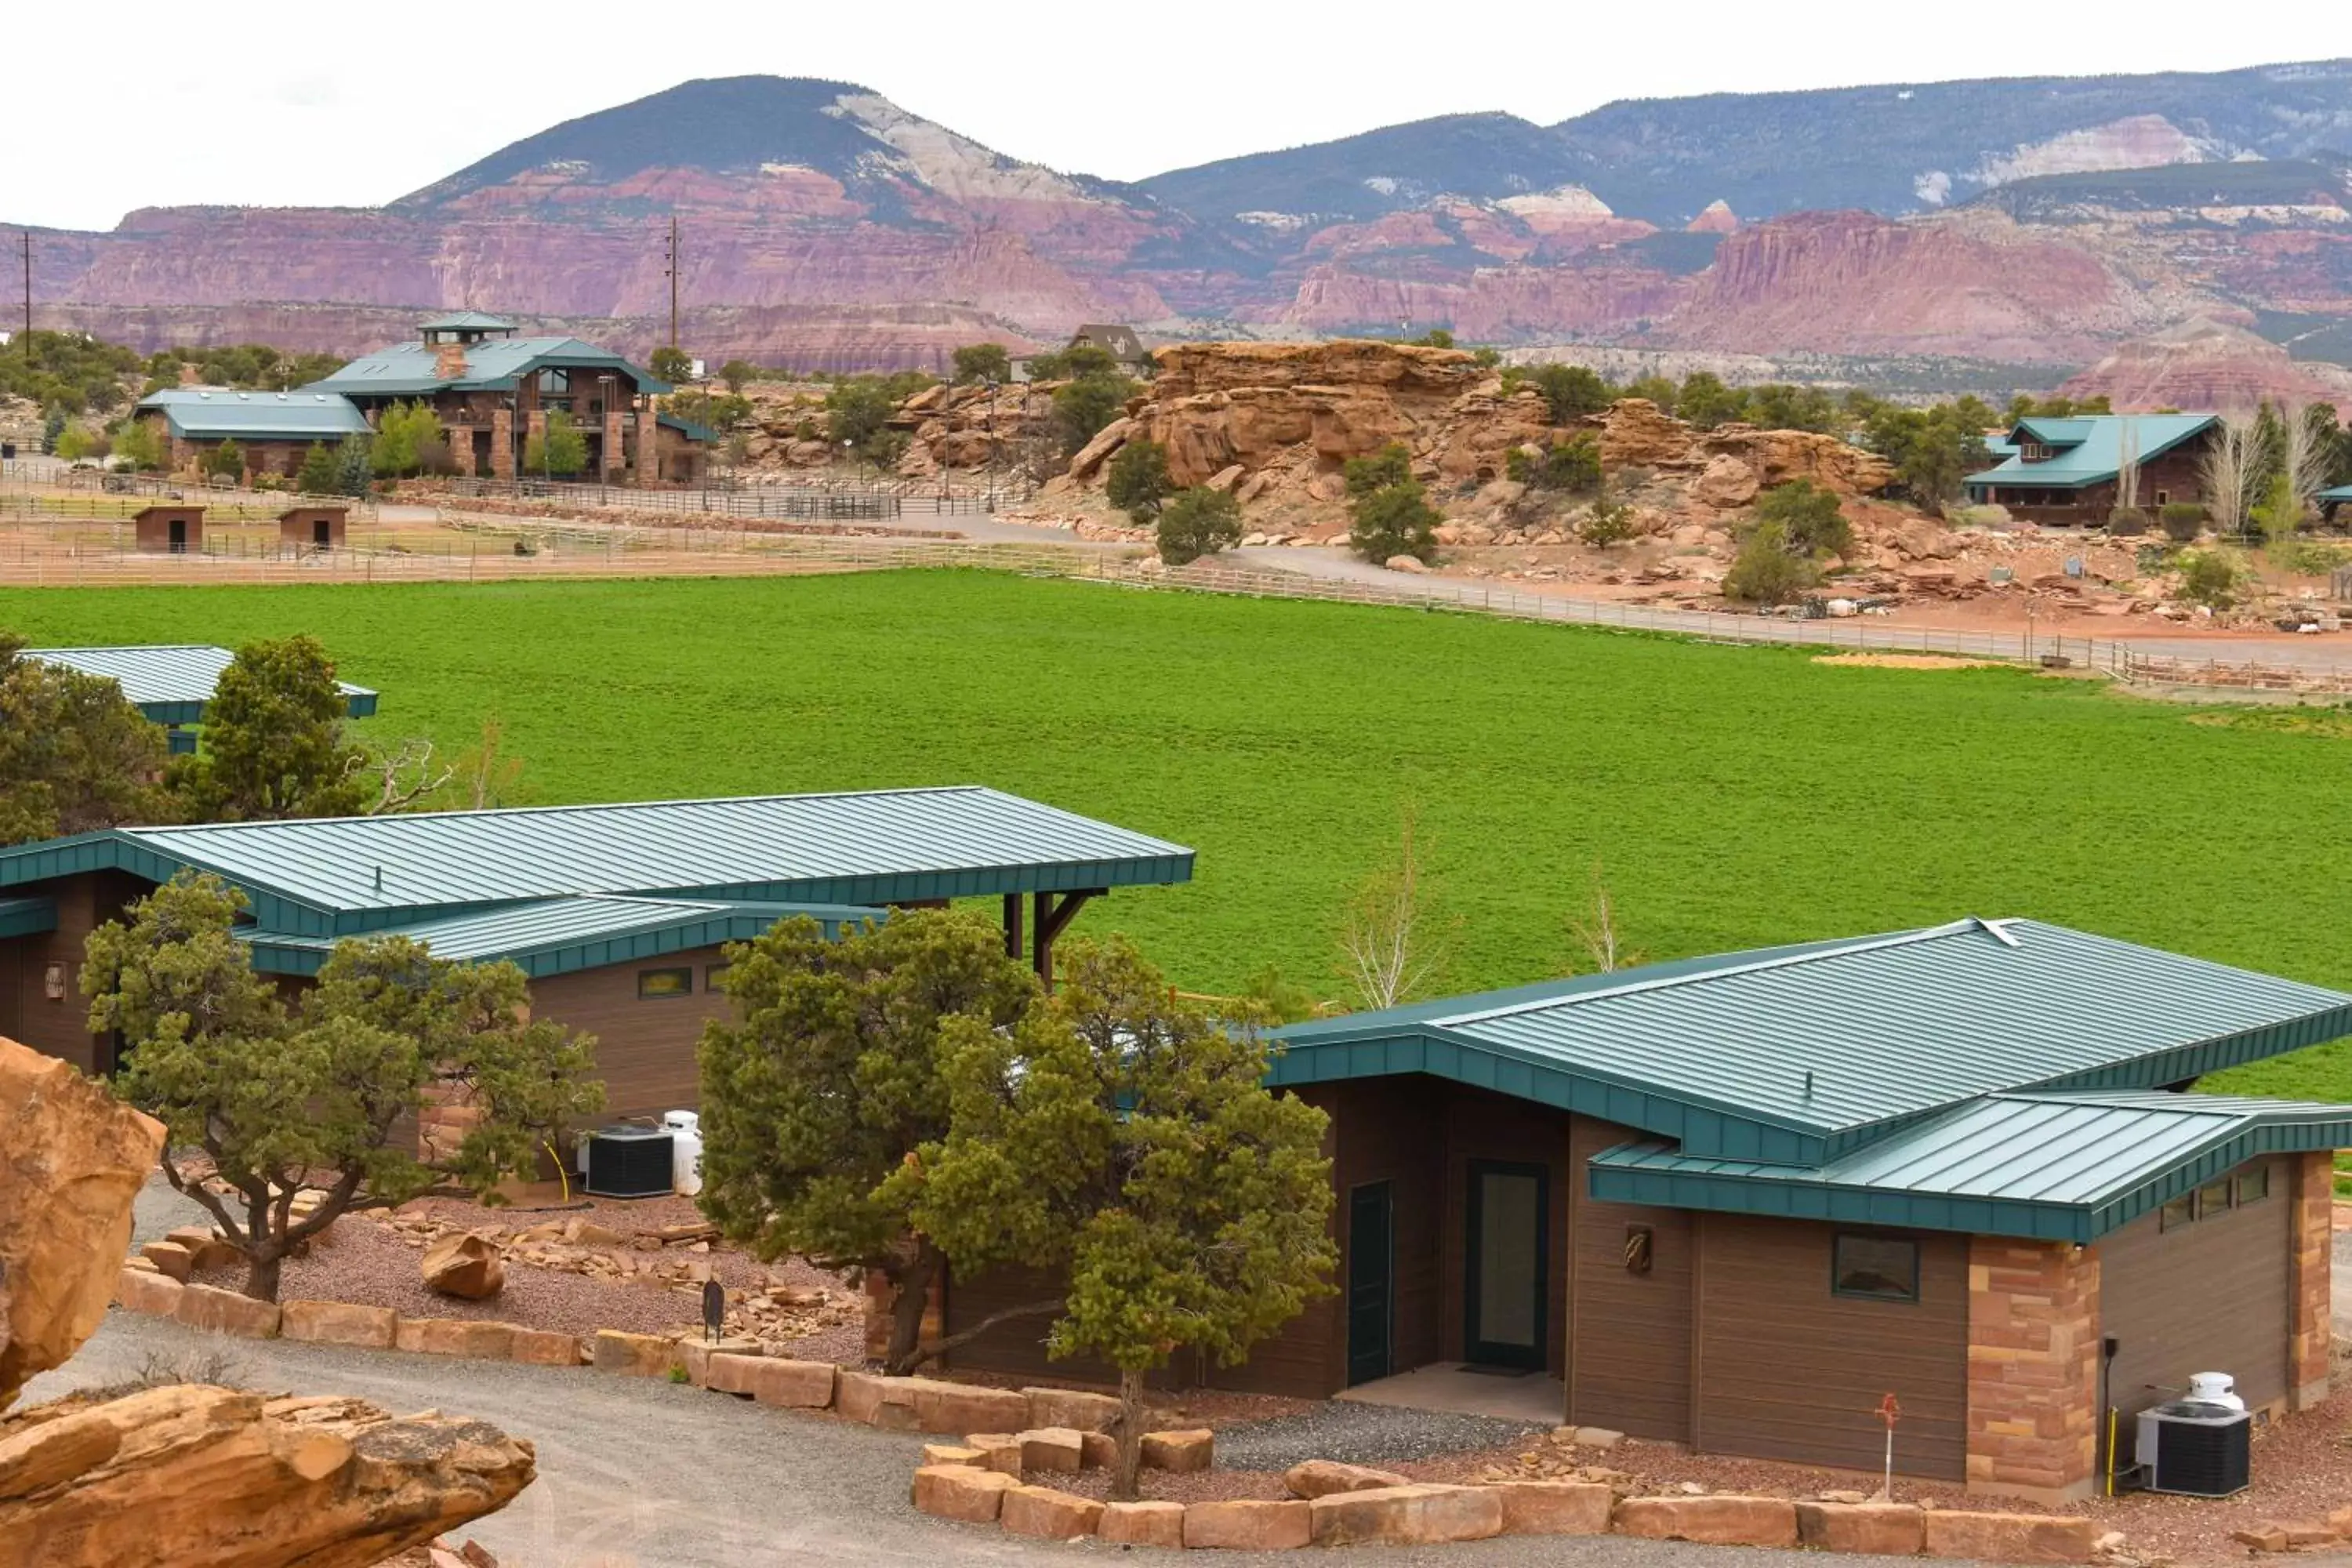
434, 341, 469, 381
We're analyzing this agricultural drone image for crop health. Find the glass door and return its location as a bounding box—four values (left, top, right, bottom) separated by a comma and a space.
1465, 1160, 1548, 1370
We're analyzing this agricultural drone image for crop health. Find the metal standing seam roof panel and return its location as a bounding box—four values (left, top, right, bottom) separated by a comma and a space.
25, 646, 378, 725
240, 894, 882, 978
300, 337, 671, 398
1964, 413, 2216, 491
1438, 919, 2352, 1145
135, 389, 373, 442
38, 787, 1192, 935
1588, 1088, 2352, 1240
1267, 919, 2352, 1160
2321, 485, 2352, 504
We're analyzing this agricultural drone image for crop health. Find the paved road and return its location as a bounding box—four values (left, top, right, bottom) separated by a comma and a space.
27, 1314, 1915, 1568
1228, 547, 2352, 675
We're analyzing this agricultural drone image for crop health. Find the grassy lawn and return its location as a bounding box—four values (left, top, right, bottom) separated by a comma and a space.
5, 568, 2350, 1098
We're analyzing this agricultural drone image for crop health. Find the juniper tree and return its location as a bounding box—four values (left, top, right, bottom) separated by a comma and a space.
695, 908, 1039, 1373
895, 938, 1334, 1498
87, 873, 602, 1300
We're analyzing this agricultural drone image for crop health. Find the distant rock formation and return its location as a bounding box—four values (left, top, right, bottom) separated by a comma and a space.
1687, 201, 1739, 234
2058, 318, 2352, 412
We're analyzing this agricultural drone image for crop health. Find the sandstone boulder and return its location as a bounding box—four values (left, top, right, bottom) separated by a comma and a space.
1018, 1426, 1083, 1472
112, 1267, 183, 1318
1000, 1483, 1103, 1540
1493, 1479, 1613, 1535
708, 1355, 834, 1408
910, 1464, 1016, 1524
1599, 399, 1703, 470
140, 1240, 194, 1283
1284, 1458, 1411, 1498
1614, 1495, 1799, 1547
280, 1301, 397, 1350
589, 1330, 677, 1377
923, 1443, 985, 1466
395, 1319, 514, 1360
506, 1328, 580, 1367
1065, 418, 1135, 481
1141, 1428, 1212, 1472
1100, 1499, 1187, 1547
165, 1225, 240, 1272
0, 1034, 167, 1410
1385, 554, 1428, 574
1023, 1385, 1123, 1433
909, 1379, 1029, 1436
0, 1385, 533, 1568
1693, 454, 1760, 509
1922, 1509, 2100, 1563
1183, 1498, 1312, 1550
420, 1232, 505, 1301
965, 1432, 1023, 1474
1798, 1501, 1926, 1555
175, 1283, 281, 1340
1891, 518, 1962, 561
1308, 1483, 1504, 1546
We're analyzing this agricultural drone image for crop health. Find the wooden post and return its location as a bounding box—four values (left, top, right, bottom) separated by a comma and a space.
1001, 892, 1023, 961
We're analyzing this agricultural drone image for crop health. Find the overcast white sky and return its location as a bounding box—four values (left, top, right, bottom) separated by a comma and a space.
6, 2, 2331, 230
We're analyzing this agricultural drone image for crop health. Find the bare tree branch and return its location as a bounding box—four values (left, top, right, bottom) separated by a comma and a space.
1566, 862, 1641, 975
354, 737, 456, 815
1338, 805, 1454, 1010
2198, 408, 2263, 536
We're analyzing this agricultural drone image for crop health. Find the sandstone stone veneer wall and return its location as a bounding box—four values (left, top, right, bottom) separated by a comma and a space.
1964, 1239, 2099, 1504
2290, 1150, 2333, 1410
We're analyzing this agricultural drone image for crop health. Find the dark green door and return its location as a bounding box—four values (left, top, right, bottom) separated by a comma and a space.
1345, 1182, 1392, 1385
1465, 1160, 1548, 1370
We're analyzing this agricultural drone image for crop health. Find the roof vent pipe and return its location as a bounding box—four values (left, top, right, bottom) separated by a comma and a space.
372, 865, 383, 892
1803, 1069, 1815, 1098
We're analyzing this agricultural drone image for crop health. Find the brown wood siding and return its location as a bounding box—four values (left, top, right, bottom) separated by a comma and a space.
1321, 1078, 1444, 1384
2100, 1157, 2292, 1420
1437, 1085, 1571, 1377
525, 945, 735, 1123
1568, 1113, 1693, 1441
3, 871, 150, 1073
1693, 1218, 1967, 1479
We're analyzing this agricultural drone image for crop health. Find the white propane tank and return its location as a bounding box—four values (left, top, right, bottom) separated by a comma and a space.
662, 1110, 703, 1197
2187, 1372, 2245, 1411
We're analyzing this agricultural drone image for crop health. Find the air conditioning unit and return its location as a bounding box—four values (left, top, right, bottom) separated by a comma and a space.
2135, 1399, 2252, 1497
582, 1125, 676, 1199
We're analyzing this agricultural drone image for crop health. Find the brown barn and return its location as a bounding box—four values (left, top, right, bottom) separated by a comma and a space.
1965, 414, 2221, 525
278, 504, 348, 551
0, 787, 1189, 1124
944, 920, 2347, 1503
130, 504, 205, 554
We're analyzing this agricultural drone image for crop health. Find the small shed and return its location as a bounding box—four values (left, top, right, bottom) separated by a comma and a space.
132, 505, 205, 554
278, 503, 349, 551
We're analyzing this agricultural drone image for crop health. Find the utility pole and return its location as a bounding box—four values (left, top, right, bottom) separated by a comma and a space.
664, 216, 680, 350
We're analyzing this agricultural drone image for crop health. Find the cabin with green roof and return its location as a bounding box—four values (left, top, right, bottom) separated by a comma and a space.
944, 916, 2346, 1501
24, 644, 377, 754
1965, 413, 2220, 525
299, 310, 709, 485
0, 786, 1191, 1120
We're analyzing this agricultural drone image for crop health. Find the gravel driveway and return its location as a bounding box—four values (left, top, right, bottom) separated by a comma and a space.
28, 1313, 1940, 1568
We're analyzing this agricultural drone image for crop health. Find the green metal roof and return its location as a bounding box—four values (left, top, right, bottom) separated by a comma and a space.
1269, 918, 2352, 1163
1589, 1088, 2352, 1242
2321, 485, 2352, 504
25, 645, 378, 726
1965, 413, 2216, 492
302, 337, 670, 399
0, 896, 56, 939
419, 311, 517, 332
136, 388, 372, 443
241, 895, 880, 980
658, 412, 720, 444
0, 787, 1193, 938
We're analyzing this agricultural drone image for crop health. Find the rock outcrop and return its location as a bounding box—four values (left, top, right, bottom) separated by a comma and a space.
0, 1385, 535, 1568
0, 1036, 165, 1411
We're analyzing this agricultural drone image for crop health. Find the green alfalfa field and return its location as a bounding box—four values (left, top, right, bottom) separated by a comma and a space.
6, 568, 2350, 1099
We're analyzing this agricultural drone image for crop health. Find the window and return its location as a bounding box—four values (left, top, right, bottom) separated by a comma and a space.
704, 962, 732, 992
637, 967, 692, 1000
1832, 1233, 1919, 1301
2195, 1178, 2232, 1218
2160, 1195, 2195, 1232
2234, 1166, 2270, 1206
537, 368, 571, 395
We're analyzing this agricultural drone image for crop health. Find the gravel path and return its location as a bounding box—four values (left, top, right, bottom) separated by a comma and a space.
25, 1314, 1936, 1568
1214, 1402, 1548, 1470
